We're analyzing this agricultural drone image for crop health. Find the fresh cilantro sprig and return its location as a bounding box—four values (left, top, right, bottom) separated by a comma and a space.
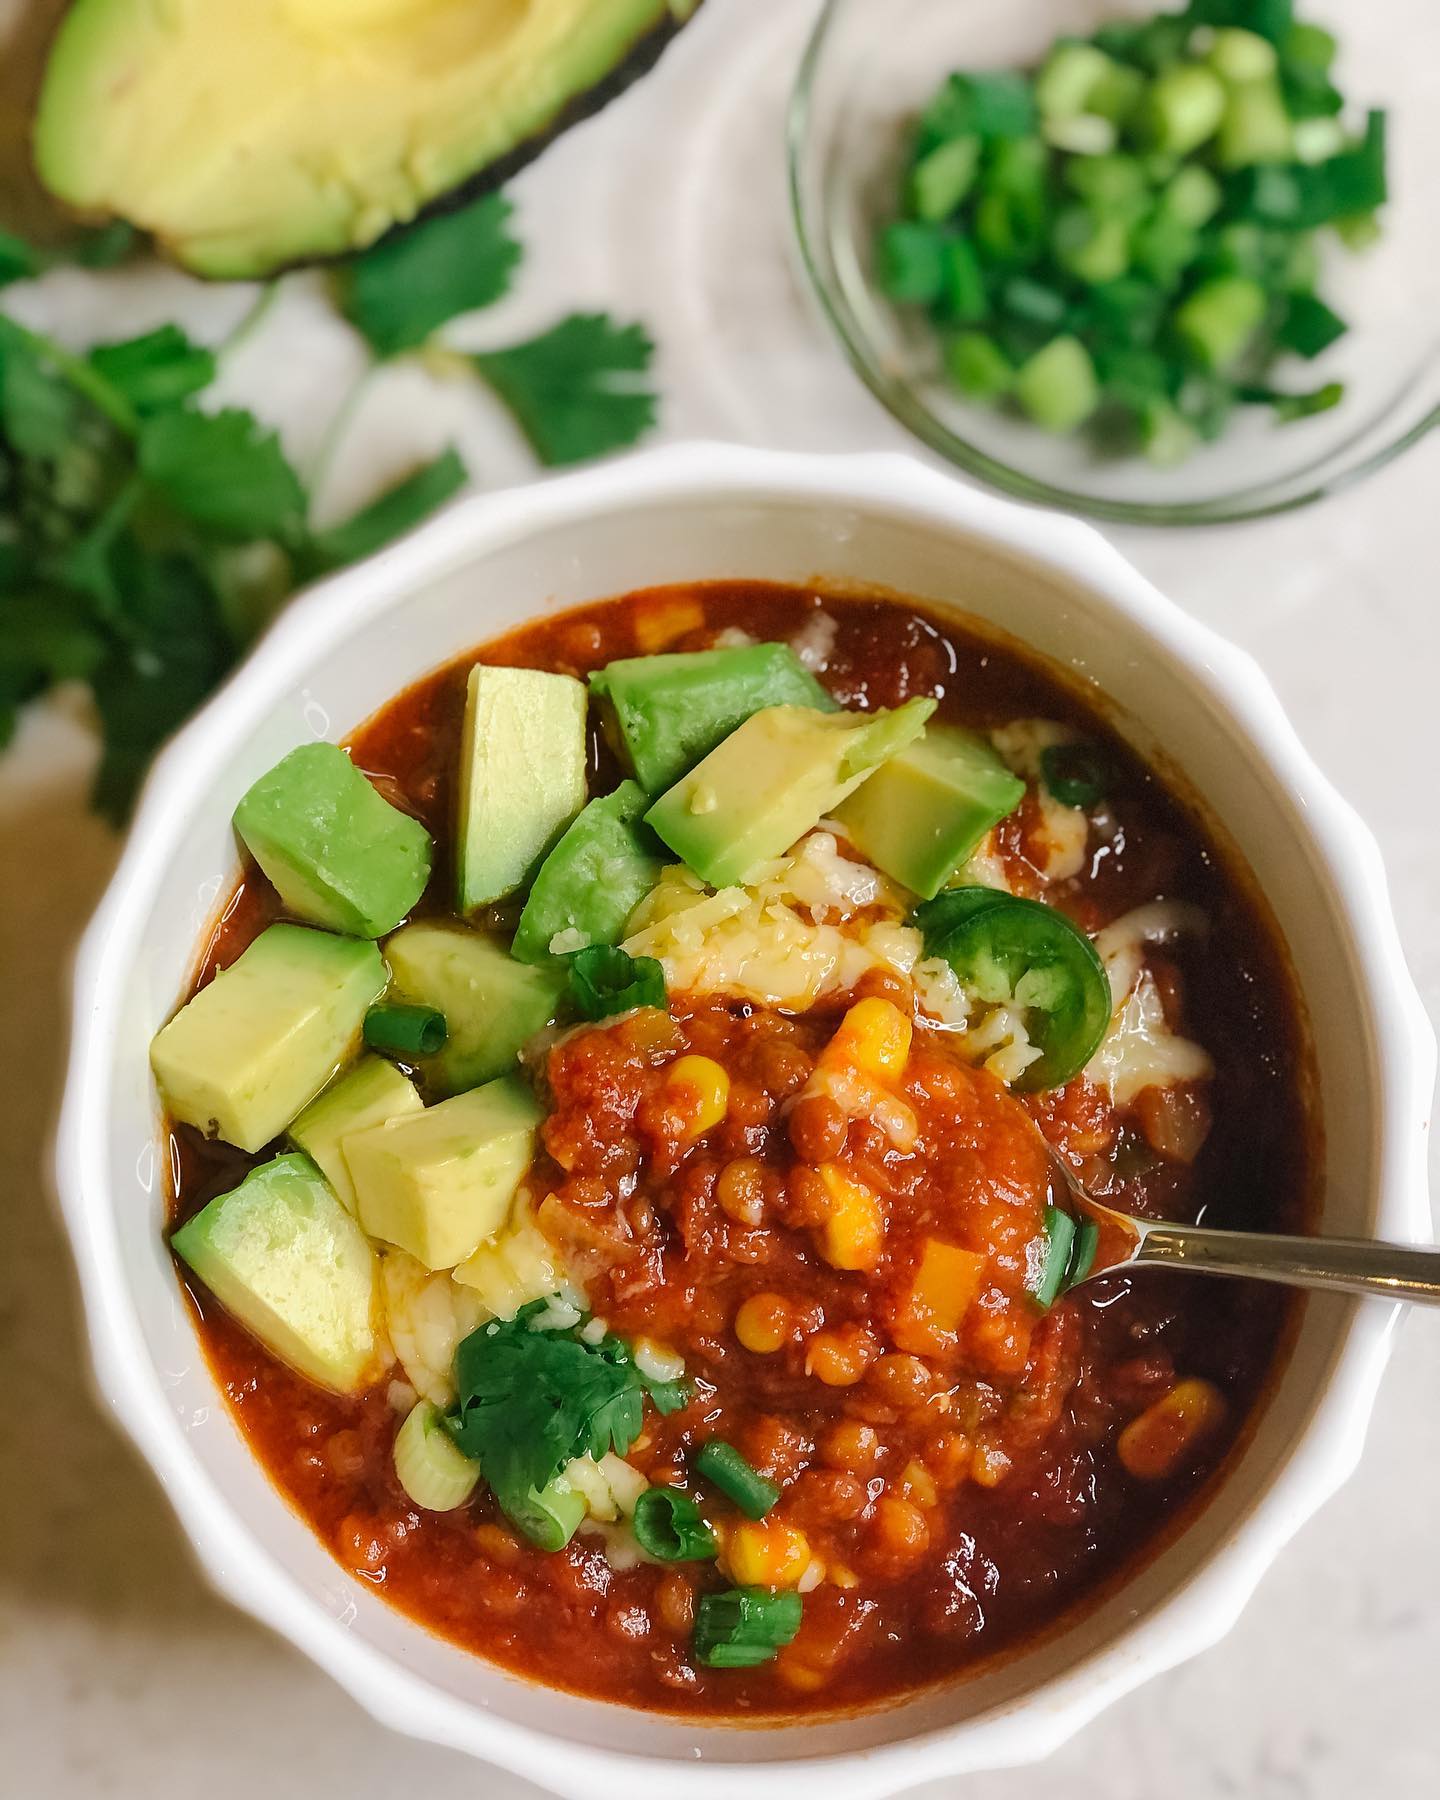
473, 314, 659, 466
0, 307, 464, 812
445, 1302, 687, 1549
1, 182, 661, 812
340, 192, 523, 357
340, 193, 659, 468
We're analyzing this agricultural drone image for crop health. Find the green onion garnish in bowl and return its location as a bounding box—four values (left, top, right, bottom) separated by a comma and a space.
789, 0, 1438, 523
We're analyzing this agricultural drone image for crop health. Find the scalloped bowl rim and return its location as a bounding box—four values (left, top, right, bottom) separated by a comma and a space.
53, 445, 1434, 1796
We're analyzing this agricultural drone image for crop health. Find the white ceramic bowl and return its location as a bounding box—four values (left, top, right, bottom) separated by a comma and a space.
56, 446, 1433, 1797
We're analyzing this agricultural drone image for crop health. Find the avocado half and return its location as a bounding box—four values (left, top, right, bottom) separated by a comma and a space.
33, 0, 699, 280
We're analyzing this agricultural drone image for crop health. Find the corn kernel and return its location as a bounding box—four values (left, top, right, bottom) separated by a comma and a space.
872, 1495, 930, 1559
828, 997, 913, 1082
722, 1517, 812, 1588
970, 1440, 1012, 1488
1117, 1377, 1227, 1480
666, 1055, 730, 1134
735, 1292, 791, 1355
777, 1654, 827, 1693
900, 1458, 938, 1509
828, 1563, 860, 1590
805, 1325, 876, 1387
815, 1162, 885, 1270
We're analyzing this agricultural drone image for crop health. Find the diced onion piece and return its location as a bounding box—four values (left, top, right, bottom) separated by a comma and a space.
393, 1401, 480, 1512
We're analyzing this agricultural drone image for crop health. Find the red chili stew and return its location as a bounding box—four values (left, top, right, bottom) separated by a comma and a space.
168, 581, 1313, 1715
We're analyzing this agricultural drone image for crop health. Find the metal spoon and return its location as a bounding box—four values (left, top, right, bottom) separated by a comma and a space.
1041, 1141, 1440, 1307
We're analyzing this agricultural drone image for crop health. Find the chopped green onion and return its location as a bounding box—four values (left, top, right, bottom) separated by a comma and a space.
1066, 1219, 1101, 1289
1014, 336, 1099, 433
945, 330, 1013, 400
1030, 1204, 1078, 1309
1215, 76, 1294, 171
941, 236, 989, 323
1054, 207, 1132, 284
908, 134, 981, 222
568, 944, 667, 1022
1173, 275, 1268, 371
1139, 64, 1227, 157
364, 1002, 447, 1058
1040, 741, 1112, 809
1252, 378, 1345, 422
693, 1587, 802, 1669
510, 1470, 590, 1552
876, 221, 947, 304
1277, 292, 1346, 358
631, 1487, 717, 1561
393, 1401, 480, 1511
1207, 28, 1279, 84
693, 1440, 780, 1520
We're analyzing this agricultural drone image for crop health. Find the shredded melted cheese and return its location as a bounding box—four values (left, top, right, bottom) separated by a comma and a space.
1086, 902, 1214, 1103
622, 832, 922, 1010
990, 719, 1089, 883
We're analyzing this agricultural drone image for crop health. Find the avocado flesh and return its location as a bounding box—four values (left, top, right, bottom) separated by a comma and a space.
511, 780, 664, 964
289, 1053, 423, 1213
832, 724, 1026, 900
35, 0, 687, 278
171, 1153, 380, 1393
345, 1074, 542, 1270
591, 643, 837, 794
457, 665, 588, 914
150, 923, 387, 1153
384, 919, 566, 1095
234, 742, 432, 939
645, 699, 936, 889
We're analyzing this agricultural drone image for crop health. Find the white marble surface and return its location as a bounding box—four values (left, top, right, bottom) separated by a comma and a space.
2, 0, 1437, 1794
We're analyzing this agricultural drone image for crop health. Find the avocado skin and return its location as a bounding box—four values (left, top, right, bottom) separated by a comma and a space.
33, 2, 703, 280
397, 7, 697, 255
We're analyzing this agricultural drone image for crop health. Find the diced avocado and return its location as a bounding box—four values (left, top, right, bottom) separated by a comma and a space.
457, 665, 588, 913
346, 1075, 542, 1271
289, 1055, 423, 1214
511, 780, 664, 964
234, 743, 431, 938
384, 920, 565, 1095
34, 0, 695, 279
151, 924, 386, 1154
645, 699, 936, 889
171, 1153, 379, 1394
590, 643, 837, 794
832, 724, 1026, 899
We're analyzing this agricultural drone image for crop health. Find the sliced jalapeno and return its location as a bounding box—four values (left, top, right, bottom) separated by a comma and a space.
921, 888, 1111, 1092
912, 883, 1013, 946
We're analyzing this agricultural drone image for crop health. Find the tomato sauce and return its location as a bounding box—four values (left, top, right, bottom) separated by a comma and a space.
169, 582, 1314, 1715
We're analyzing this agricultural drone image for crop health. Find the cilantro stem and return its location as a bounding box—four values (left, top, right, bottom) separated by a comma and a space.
218, 280, 282, 363
0, 314, 138, 437
304, 367, 375, 519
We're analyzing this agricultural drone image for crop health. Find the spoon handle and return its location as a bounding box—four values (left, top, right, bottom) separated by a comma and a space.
1134, 1224, 1440, 1305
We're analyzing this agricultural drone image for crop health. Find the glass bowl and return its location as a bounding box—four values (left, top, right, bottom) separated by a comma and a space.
788, 0, 1440, 523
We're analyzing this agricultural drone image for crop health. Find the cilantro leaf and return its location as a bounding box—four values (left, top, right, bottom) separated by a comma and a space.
341, 193, 522, 358
89, 551, 234, 820
300, 447, 467, 576
472, 313, 658, 466
446, 1305, 688, 1547
91, 326, 216, 415
138, 407, 306, 541
0, 230, 42, 289
0, 328, 84, 460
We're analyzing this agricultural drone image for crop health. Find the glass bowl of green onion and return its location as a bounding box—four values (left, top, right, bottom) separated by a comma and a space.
788, 0, 1438, 523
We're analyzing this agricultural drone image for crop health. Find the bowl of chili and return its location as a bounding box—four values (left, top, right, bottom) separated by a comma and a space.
55, 444, 1433, 1796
